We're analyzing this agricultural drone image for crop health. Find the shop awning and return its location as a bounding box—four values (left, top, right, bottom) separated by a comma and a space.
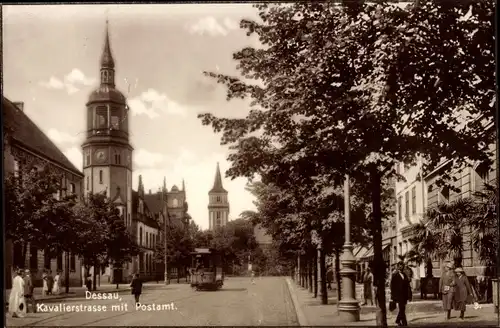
354, 246, 369, 260
360, 244, 391, 261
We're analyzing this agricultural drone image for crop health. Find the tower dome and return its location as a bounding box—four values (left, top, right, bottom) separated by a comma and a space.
87, 20, 126, 106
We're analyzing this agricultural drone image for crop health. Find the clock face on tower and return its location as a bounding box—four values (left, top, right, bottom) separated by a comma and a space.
95, 149, 107, 163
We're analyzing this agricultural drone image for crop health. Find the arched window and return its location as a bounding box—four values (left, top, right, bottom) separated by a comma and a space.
95, 106, 107, 129
216, 212, 221, 219
69, 183, 75, 194
110, 108, 120, 130
139, 227, 143, 245
216, 196, 221, 202
114, 153, 121, 165
99, 170, 103, 184
86, 176, 90, 190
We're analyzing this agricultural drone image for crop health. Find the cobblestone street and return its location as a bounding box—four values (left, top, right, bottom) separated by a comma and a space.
6, 277, 298, 326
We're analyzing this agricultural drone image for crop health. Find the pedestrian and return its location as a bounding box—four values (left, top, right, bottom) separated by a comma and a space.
42, 270, 49, 296
46, 270, 54, 295
53, 271, 61, 295
326, 267, 333, 290
390, 261, 411, 327
23, 269, 36, 313
86, 274, 92, 291
251, 270, 256, 285
130, 273, 143, 305
439, 262, 456, 320
9, 269, 27, 318
454, 267, 477, 320
362, 267, 374, 306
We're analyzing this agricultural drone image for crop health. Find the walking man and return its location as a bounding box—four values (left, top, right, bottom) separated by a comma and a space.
23, 269, 36, 313
130, 273, 143, 306
390, 261, 412, 326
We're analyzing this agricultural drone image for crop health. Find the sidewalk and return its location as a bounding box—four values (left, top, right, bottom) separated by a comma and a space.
286, 278, 498, 326
4, 282, 169, 306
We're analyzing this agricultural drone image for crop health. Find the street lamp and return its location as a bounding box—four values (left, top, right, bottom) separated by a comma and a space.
338, 174, 360, 322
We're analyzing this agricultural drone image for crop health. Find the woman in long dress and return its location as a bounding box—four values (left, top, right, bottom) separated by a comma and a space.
439, 262, 457, 320
53, 271, 61, 295
454, 267, 477, 319
42, 271, 50, 295
362, 268, 374, 306
9, 269, 27, 318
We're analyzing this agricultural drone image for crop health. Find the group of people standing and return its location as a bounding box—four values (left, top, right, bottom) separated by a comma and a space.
42, 270, 62, 295
8, 269, 35, 318
8, 269, 64, 318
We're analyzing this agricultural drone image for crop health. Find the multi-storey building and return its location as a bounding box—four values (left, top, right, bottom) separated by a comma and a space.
395, 148, 495, 287
395, 156, 427, 289
424, 154, 495, 279
208, 162, 230, 230
3, 98, 84, 289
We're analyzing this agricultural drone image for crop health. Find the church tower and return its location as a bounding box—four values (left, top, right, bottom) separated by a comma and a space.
208, 162, 229, 230
81, 20, 133, 228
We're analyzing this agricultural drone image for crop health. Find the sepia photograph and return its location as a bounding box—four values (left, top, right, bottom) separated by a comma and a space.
2, 1, 497, 327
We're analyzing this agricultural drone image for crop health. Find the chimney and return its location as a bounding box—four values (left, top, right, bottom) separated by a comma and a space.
149, 189, 152, 194
13, 102, 24, 112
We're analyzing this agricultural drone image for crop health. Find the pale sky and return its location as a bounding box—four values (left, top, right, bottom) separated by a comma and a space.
3, 4, 261, 230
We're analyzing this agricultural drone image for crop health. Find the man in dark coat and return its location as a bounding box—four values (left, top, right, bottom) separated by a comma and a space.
390, 262, 412, 326
130, 273, 143, 305
23, 269, 36, 313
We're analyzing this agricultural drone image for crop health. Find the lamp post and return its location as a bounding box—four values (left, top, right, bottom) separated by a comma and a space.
164, 213, 169, 285
338, 174, 360, 322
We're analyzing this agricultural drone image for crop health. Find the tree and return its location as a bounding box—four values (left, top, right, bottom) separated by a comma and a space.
468, 183, 498, 274
105, 208, 140, 287
5, 164, 79, 268
198, 2, 494, 325
72, 193, 137, 290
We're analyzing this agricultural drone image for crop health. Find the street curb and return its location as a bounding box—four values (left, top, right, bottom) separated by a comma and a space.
285, 277, 309, 327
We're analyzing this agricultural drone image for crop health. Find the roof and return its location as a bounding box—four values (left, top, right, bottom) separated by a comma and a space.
132, 190, 160, 229
143, 192, 164, 214
100, 20, 115, 69
209, 162, 227, 193
3, 97, 83, 176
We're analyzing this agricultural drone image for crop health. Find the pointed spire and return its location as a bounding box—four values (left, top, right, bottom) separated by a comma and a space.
138, 175, 144, 198
100, 19, 115, 69
182, 179, 186, 192
163, 177, 167, 192
210, 162, 227, 193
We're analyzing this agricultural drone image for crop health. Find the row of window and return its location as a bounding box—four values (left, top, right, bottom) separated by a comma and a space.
397, 163, 493, 221
89, 106, 123, 131
397, 186, 417, 221
139, 253, 156, 274
13, 244, 76, 272
139, 227, 158, 249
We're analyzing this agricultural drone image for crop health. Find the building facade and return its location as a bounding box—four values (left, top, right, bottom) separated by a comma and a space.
208, 162, 230, 230
424, 155, 495, 278
4, 98, 84, 289
395, 149, 495, 285
395, 156, 427, 288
